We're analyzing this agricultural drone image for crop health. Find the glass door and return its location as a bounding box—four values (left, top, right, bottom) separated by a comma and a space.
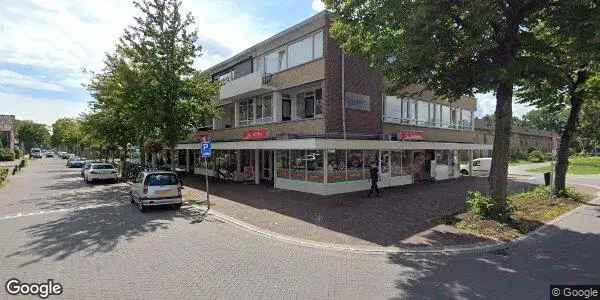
261, 150, 273, 182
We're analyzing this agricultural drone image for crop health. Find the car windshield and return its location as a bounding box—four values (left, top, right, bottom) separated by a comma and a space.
92, 164, 114, 170
146, 174, 178, 186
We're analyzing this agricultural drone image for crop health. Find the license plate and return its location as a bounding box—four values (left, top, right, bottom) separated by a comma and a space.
158, 191, 171, 197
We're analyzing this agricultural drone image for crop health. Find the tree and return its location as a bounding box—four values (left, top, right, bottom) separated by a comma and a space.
520, 108, 568, 133
51, 118, 84, 153
577, 76, 600, 152
326, 0, 555, 217
15, 120, 50, 152
515, 1, 600, 195
119, 0, 220, 171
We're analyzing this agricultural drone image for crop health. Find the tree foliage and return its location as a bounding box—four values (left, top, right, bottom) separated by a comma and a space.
325, 0, 556, 216
15, 120, 50, 152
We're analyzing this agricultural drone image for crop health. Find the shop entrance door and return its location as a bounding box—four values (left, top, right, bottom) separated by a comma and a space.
261, 150, 273, 183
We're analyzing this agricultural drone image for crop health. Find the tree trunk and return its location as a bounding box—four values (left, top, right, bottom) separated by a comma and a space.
170, 145, 176, 172
488, 80, 513, 216
554, 96, 584, 195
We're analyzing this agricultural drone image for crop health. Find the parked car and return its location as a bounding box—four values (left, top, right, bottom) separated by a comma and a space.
81, 162, 92, 177
67, 157, 85, 168
83, 163, 118, 183
58, 152, 70, 159
591, 148, 600, 157
460, 158, 492, 176
30, 148, 43, 159
129, 171, 183, 212
45, 152, 55, 158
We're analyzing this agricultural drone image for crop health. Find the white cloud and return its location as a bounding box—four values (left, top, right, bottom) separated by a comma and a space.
0, 69, 65, 92
0, 91, 89, 126
475, 92, 534, 118
312, 0, 326, 12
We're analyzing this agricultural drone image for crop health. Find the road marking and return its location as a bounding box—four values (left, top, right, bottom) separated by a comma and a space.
0, 203, 123, 221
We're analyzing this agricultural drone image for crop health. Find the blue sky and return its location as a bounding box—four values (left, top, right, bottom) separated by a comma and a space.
0, 0, 531, 126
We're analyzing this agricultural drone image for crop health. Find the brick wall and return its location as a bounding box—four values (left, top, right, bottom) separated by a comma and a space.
324, 20, 384, 135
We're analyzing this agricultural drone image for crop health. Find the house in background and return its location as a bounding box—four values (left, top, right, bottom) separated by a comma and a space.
0, 115, 16, 151
176, 12, 491, 195
474, 118, 558, 155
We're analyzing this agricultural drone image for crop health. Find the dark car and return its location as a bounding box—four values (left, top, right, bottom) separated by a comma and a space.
68, 158, 85, 168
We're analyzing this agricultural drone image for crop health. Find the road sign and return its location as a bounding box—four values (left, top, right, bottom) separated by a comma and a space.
201, 142, 212, 158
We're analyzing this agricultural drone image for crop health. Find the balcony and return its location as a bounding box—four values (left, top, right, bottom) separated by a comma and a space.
219, 72, 275, 101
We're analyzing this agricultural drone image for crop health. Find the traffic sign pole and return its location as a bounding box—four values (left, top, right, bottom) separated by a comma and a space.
205, 156, 210, 209
200, 140, 212, 210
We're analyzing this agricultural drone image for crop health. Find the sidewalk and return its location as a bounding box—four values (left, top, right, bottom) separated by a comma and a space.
183, 176, 536, 249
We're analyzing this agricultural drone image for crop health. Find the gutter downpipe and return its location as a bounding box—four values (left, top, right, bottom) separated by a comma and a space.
341, 50, 347, 140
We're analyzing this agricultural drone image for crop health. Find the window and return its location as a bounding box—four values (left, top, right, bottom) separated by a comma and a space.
461, 109, 472, 129
288, 36, 313, 68
296, 88, 322, 119
327, 150, 347, 183
264, 52, 279, 74
314, 31, 323, 58
239, 98, 254, 126
363, 150, 378, 179
282, 94, 291, 121
306, 150, 324, 182
417, 100, 429, 125
402, 98, 416, 121
277, 150, 290, 178
256, 95, 272, 123
441, 105, 451, 128
290, 150, 306, 180
428, 103, 437, 126
278, 49, 287, 71
347, 150, 363, 181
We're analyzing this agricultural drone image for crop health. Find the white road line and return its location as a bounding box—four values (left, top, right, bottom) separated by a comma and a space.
0, 203, 123, 221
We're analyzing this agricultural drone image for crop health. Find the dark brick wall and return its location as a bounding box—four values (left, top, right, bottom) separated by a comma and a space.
323, 20, 384, 135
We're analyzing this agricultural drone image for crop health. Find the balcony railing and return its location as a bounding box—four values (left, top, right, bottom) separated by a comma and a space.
219, 72, 275, 100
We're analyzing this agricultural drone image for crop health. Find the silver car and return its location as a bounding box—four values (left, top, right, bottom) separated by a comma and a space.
129, 171, 183, 212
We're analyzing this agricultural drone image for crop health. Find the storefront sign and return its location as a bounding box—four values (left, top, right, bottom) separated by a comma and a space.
192, 131, 211, 141
243, 128, 269, 140
345, 92, 370, 111
398, 131, 424, 141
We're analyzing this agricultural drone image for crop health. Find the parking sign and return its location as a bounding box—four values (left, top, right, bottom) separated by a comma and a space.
201, 142, 212, 158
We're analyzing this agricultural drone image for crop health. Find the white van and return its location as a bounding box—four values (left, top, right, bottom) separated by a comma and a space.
460, 158, 492, 176
30, 148, 42, 158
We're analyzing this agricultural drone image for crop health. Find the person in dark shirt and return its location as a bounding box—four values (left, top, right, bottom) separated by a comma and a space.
368, 164, 380, 197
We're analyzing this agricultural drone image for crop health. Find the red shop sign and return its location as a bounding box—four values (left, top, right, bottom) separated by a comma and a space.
398, 131, 424, 141
192, 131, 211, 141
243, 128, 269, 140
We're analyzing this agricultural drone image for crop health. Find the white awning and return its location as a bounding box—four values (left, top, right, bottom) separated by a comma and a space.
176, 139, 493, 151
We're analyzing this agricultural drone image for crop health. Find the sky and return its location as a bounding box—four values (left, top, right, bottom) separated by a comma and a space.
0, 0, 531, 126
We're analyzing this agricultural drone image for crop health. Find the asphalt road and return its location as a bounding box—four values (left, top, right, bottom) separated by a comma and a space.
1, 159, 599, 300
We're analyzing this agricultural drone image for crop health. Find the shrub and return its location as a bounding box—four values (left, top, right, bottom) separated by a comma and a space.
511, 151, 528, 161
528, 150, 545, 163
466, 191, 498, 218
0, 167, 8, 184
0, 148, 15, 161
14, 149, 22, 159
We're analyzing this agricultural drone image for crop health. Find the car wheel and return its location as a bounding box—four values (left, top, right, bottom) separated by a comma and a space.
129, 192, 135, 204
460, 169, 469, 176
137, 201, 147, 213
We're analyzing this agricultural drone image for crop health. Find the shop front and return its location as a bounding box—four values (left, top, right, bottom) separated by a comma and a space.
176, 139, 492, 195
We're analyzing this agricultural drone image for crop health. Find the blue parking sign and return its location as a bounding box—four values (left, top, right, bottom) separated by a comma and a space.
201, 142, 212, 158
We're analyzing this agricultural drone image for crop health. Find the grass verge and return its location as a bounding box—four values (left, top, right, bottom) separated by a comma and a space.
526, 156, 600, 175
447, 186, 592, 241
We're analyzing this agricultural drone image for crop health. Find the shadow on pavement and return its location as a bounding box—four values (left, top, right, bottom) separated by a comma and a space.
182, 175, 537, 247
387, 224, 600, 299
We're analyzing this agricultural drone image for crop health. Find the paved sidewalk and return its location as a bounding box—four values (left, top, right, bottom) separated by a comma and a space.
183, 176, 536, 249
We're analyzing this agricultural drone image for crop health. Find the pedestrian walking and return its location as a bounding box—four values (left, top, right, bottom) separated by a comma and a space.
368, 164, 380, 197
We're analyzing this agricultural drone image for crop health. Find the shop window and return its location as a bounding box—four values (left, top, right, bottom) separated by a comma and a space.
391, 151, 412, 177
327, 150, 347, 183
276, 150, 290, 178
346, 150, 363, 181
381, 151, 390, 174
290, 150, 306, 180
306, 150, 324, 182
363, 150, 378, 179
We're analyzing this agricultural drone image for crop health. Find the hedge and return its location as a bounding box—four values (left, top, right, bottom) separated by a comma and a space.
0, 167, 8, 185
0, 148, 15, 161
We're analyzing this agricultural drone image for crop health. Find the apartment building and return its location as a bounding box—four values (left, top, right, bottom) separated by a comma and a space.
176, 12, 491, 195
474, 119, 558, 155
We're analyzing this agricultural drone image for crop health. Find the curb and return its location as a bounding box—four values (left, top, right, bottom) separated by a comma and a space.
186, 186, 600, 256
